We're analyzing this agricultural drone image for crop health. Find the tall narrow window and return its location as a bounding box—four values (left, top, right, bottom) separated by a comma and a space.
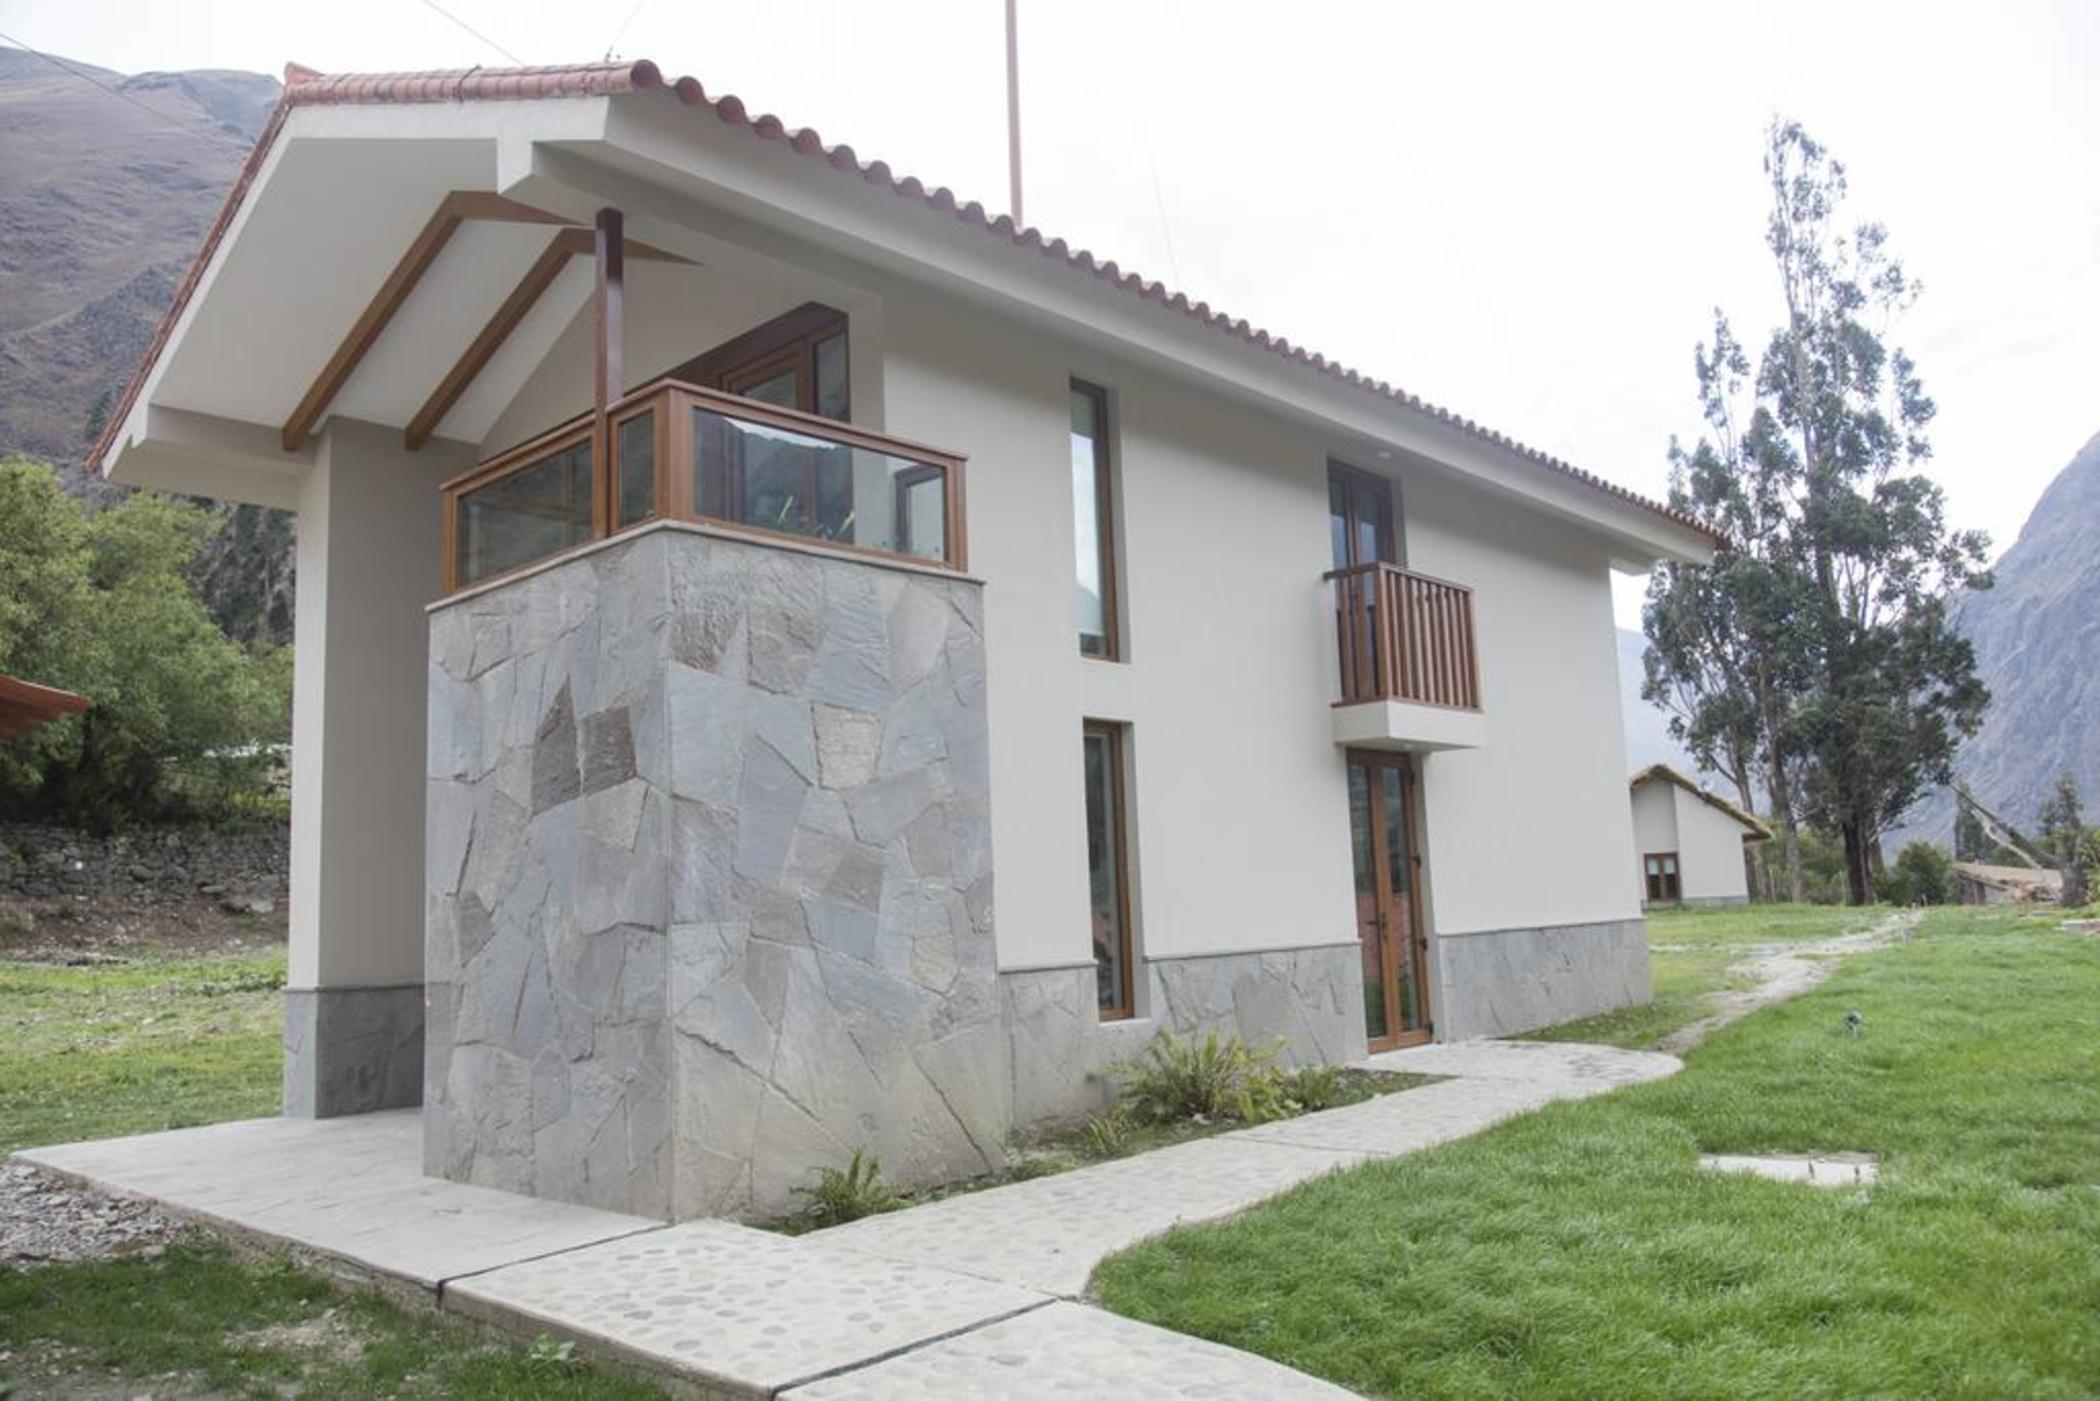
1070, 381, 1119, 658
1083, 721, 1134, 1018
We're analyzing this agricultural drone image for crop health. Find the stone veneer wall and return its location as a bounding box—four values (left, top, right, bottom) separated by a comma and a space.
1430, 918, 1649, 1040
1001, 943, 1365, 1125
424, 525, 1000, 1220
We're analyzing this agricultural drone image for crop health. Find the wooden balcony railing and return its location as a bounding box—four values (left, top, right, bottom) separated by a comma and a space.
1327, 561, 1482, 711
440, 377, 967, 593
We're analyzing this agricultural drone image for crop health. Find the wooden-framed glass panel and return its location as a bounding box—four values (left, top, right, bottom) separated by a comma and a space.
1071, 381, 1119, 659
441, 379, 965, 592
1345, 749, 1430, 1051
453, 433, 594, 588
1644, 852, 1681, 903
613, 407, 658, 529
1083, 720, 1135, 1019
691, 405, 949, 563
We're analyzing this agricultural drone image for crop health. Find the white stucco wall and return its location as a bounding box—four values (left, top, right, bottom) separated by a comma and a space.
289, 419, 469, 988
875, 294, 1356, 975
1672, 786, 1752, 903
457, 230, 1655, 1003
1397, 468, 1644, 935
1630, 780, 1679, 862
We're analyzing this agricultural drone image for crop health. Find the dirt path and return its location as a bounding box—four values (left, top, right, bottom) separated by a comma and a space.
1656, 910, 1921, 1054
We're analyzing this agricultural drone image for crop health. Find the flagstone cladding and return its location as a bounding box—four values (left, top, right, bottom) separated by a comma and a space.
424, 526, 1002, 1219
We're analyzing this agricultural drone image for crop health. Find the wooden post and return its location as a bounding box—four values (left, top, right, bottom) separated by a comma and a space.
593, 207, 624, 536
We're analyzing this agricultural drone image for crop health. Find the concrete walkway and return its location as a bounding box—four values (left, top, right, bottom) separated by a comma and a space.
1655, 910, 1920, 1054
17, 1038, 1677, 1398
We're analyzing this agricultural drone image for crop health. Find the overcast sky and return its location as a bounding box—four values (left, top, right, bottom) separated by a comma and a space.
6, 0, 2095, 625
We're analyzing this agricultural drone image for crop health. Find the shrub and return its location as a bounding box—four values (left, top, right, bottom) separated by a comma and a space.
1111, 1031, 1291, 1125
1284, 1063, 1349, 1113
1082, 1106, 1132, 1157
1883, 840, 1956, 906
794, 1148, 900, 1227
0, 461, 291, 829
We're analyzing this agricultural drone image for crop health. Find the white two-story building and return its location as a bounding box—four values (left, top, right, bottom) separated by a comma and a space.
93, 58, 1720, 1218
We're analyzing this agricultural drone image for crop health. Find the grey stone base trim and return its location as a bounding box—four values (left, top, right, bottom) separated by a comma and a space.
283, 985, 424, 1118
1002, 943, 1366, 1127
1432, 918, 1649, 1040
1672, 894, 1750, 909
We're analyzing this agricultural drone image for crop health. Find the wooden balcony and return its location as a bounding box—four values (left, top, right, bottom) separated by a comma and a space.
1326, 561, 1487, 752
440, 378, 967, 593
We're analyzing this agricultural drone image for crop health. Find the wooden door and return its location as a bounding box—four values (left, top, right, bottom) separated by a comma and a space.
1346, 749, 1431, 1050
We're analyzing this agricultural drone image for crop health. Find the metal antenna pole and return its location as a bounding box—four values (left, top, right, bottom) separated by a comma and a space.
1005, 0, 1024, 227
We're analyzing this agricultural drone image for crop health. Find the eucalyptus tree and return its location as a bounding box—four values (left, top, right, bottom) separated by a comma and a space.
1644, 121, 1991, 905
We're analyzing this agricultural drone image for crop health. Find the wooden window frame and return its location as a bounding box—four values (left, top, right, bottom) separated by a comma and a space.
1084, 719, 1137, 1021
1644, 851, 1682, 904
1071, 379, 1121, 661
659, 301, 850, 421
1328, 459, 1398, 569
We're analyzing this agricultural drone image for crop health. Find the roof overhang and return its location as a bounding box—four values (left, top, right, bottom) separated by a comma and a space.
0, 673, 90, 741
94, 60, 1722, 566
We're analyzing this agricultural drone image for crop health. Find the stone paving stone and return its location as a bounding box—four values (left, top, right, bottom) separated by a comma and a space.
820, 1136, 1368, 1298
784, 1300, 1358, 1399
14, 1112, 659, 1290
1231, 1074, 1555, 1155
445, 1219, 1049, 1396
1360, 1037, 1682, 1093
1700, 1153, 1879, 1187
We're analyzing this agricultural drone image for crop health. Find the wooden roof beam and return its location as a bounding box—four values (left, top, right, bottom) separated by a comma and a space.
403, 225, 687, 452
279, 191, 573, 453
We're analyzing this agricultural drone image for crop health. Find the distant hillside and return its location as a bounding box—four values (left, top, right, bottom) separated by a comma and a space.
0, 47, 291, 642
1901, 431, 2100, 846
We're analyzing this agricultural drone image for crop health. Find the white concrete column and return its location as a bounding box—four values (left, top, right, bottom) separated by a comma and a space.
283, 419, 470, 1116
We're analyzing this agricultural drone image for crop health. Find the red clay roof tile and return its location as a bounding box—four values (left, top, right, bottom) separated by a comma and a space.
90, 58, 1722, 547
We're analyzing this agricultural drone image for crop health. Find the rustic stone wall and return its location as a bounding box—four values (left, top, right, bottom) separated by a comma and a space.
424, 525, 1001, 1220
0, 822, 287, 912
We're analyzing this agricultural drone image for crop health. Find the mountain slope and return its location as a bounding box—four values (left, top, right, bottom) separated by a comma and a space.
1906, 431, 2100, 843
0, 47, 290, 642
0, 47, 275, 463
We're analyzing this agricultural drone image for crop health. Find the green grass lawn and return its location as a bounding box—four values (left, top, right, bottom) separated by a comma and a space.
1528, 903, 1884, 1050
0, 947, 286, 1157
0, 1237, 663, 1399
1094, 907, 2100, 1398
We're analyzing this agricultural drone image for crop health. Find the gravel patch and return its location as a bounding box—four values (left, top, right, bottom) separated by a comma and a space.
0, 1160, 185, 1269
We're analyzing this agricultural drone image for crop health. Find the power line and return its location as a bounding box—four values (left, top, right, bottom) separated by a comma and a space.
417, 0, 524, 66
0, 29, 257, 154
603, 0, 648, 60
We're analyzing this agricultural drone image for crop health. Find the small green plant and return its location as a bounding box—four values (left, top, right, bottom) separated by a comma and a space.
1111, 1031, 1289, 1125
1284, 1063, 1349, 1112
526, 1332, 579, 1372
1083, 1105, 1133, 1156
795, 1148, 900, 1227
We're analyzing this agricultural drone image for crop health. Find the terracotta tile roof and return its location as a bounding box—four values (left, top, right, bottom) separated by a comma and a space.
91, 58, 1723, 548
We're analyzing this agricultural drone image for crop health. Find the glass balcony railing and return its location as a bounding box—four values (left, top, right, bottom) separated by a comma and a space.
443, 379, 967, 592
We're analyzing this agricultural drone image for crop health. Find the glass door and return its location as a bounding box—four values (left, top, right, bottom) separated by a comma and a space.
1346, 749, 1430, 1050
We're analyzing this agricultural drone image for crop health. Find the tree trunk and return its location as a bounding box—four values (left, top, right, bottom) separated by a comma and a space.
1840, 815, 1873, 905
1753, 671, 1804, 902
1727, 760, 1768, 902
